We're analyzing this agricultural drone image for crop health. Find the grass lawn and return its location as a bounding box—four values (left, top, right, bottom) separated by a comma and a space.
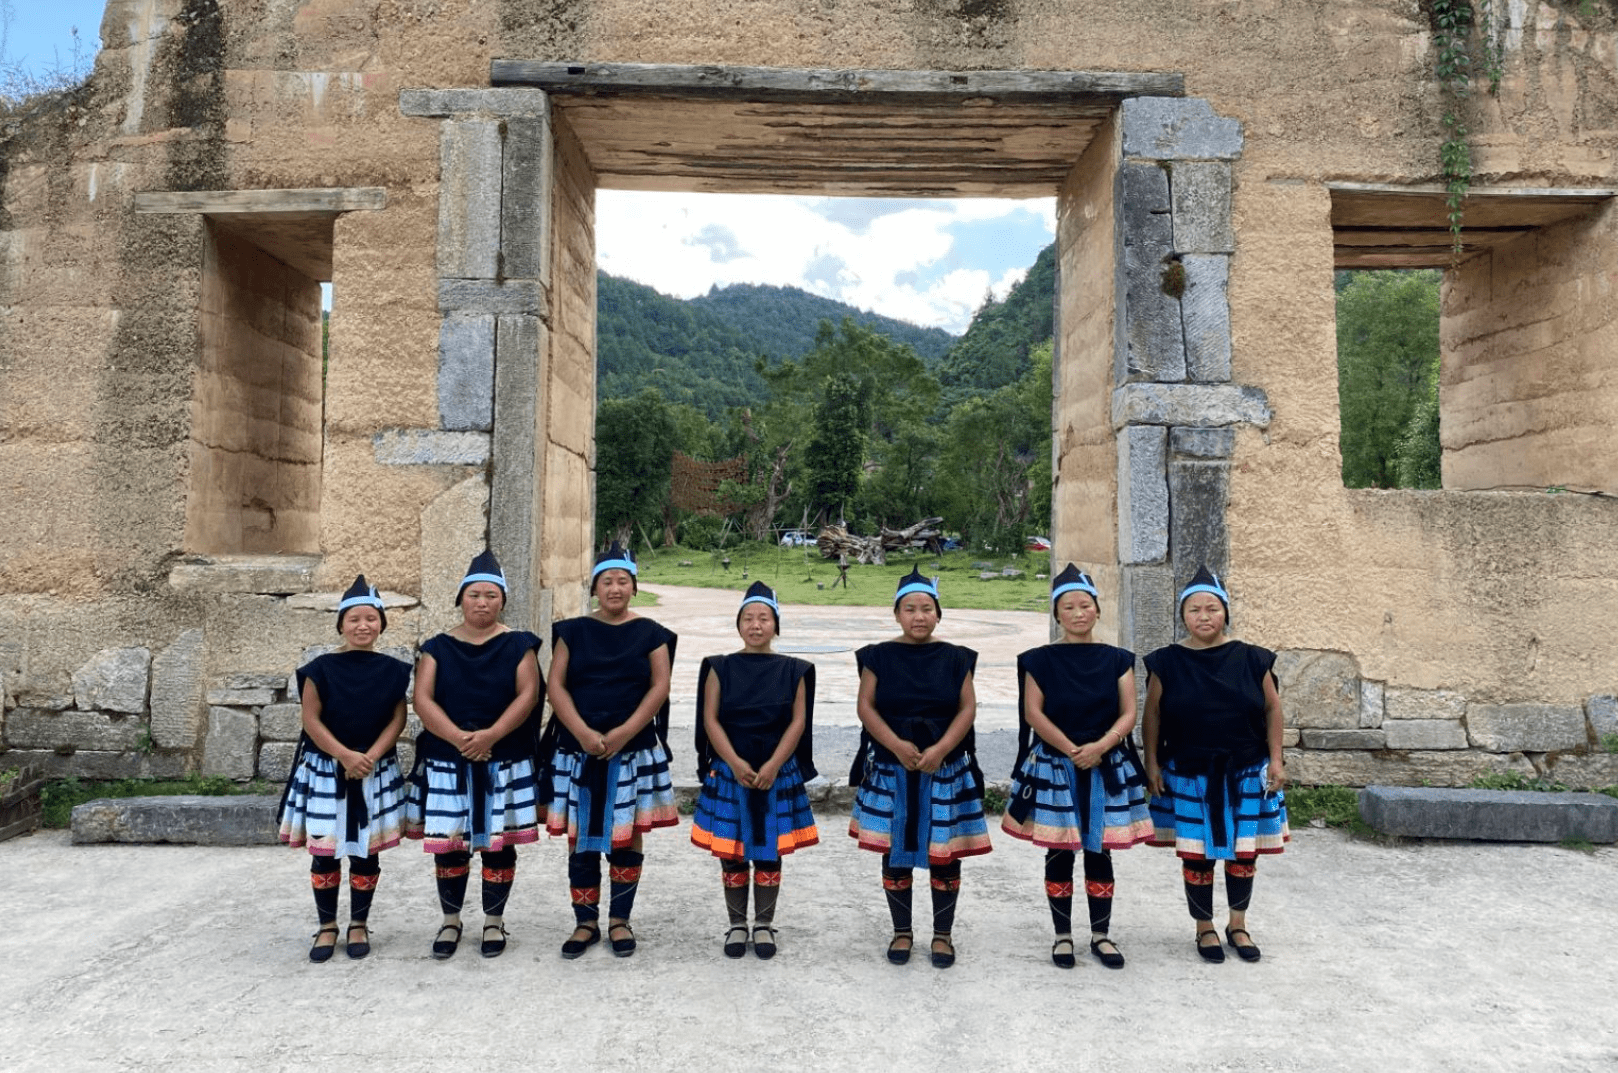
634, 542, 1056, 612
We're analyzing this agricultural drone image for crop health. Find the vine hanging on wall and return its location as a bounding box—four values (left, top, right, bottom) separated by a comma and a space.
1429, 0, 1508, 259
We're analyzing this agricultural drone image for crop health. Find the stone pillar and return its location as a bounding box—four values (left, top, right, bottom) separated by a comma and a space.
1112, 97, 1268, 652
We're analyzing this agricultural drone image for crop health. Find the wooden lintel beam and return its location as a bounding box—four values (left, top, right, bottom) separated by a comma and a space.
134, 188, 388, 215
493, 61, 1183, 103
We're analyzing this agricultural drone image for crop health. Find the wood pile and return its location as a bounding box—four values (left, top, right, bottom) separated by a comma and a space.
815, 517, 947, 564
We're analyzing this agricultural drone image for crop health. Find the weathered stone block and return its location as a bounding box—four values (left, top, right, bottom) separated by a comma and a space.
1121, 96, 1243, 160
502, 114, 554, 283
1119, 160, 1170, 216
1543, 752, 1618, 788
1384, 688, 1467, 721
373, 428, 491, 466
72, 647, 151, 714
437, 278, 548, 315
1382, 719, 1469, 750
438, 313, 495, 431
1121, 215, 1185, 384
1179, 254, 1231, 382
223, 673, 287, 691
1359, 786, 1618, 843
1169, 426, 1234, 459
436, 119, 502, 279
167, 556, 319, 594
1301, 729, 1386, 750
1117, 425, 1167, 565
1284, 747, 1532, 789
15, 690, 74, 710
491, 314, 547, 633
1280, 728, 1300, 747
259, 703, 304, 742
1112, 383, 1271, 429
399, 87, 553, 117
1275, 650, 1361, 729
71, 795, 281, 845
285, 592, 420, 612
256, 741, 299, 783
148, 630, 205, 750
1169, 460, 1229, 594
1170, 163, 1235, 253
1585, 695, 1617, 741
1466, 703, 1587, 753
1119, 564, 1175, 662
3, 749, 189, 780
206, 688, 274, 707
201, 707, 258, 779
1360, 680, 1385, 729
5, 709, 145, 750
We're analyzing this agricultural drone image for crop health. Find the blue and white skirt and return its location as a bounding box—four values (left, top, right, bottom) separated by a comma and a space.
1001, 741, 1153, 852
402, 754, 542, 854
278, 749, 407, 858
1148, 756, 1289, 860
691, 757, 819, 862
542, 744, 679, 854
848, 752, 993, 868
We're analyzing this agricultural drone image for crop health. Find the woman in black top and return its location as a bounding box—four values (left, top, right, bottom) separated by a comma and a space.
278, 575, 410, 962
404, 550, 544, 960
1143, 566, 1289, 963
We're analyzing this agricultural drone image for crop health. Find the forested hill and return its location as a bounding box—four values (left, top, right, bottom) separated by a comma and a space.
689, 282, 956, 366
935, 242, 1056, 403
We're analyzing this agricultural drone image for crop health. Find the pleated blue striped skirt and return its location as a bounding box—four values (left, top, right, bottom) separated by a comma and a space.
402, 754, 542, 854
1001, 741, 1153, 852
278, 750, 406, 858
1148, 756, 1289, 860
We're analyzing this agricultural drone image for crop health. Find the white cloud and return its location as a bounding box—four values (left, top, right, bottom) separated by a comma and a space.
595, 191, 1053, 334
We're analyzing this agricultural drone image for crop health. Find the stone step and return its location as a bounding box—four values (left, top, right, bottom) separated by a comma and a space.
1359, 786, 1618, 843
73, 795, 285, 845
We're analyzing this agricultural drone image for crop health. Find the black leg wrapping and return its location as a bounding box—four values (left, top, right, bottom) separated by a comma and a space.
310, 856, 342, 924
607, 848, 645, 921
481, 847, 517, 916
1044, 849, 1075, 934
434, 851, 471, 917
752, 865, 782, 926
1225, 860, 1257, 913
881, 854, 914, 934
721, 860, 750, 926
930, 861, 962, 936
568, 851, 602, 925
1083, 849, 1115, 934
347, 854, 380, 922
1182, 859, 1216, 922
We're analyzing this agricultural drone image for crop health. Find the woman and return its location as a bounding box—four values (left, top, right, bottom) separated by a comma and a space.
691, 581, 818, 960
849, 567, 991, 969
543, 542, 679, 959
404, 549, 544, 961
1002, 565, 1153, 969
278, 575, 410, 962
1143, 565, 1289, 963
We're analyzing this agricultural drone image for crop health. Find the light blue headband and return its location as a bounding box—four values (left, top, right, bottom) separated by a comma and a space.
338, 590, 385, 612
1179, 580, 1228, 606
1051, 579, 1099, 603
460, 571, 507, 592
896, 580, 939, 602
739, 593, 779, 613
591, 558, 637, 580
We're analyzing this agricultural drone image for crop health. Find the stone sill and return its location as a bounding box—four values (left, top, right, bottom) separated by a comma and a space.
168, 555, 321, 595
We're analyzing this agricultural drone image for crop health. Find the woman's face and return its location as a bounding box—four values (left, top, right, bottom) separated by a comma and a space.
461, 582, 505, 629
339, 605, 383, 650
595, 569, 635, 614
1181, 592, 1227, 644
1055, 591, 1098, 639
894, 594, 940, 642
737, 603, 777, 651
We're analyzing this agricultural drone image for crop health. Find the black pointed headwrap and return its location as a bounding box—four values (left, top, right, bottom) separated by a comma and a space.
336, 574, 387, 633
1049, 562, 1100, 613
893, 566, 942, 618
737, 580, 781, 632
591, 541, 638, 594
1178, 564, 1230, 623
456, 549, 507, 606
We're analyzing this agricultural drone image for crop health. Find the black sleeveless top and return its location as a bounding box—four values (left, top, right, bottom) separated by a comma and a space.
1013, 642, 1135, 771
295, 650, 412, 757
1143, 640, 1275, 767
416, 630, 544, 762
550, 616, 678, 753
694, 653, 817, 779
853, 640, 977, 770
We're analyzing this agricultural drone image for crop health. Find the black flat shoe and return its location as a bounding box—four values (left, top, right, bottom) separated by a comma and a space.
481, 923, 508, 958
309, 924, 339, 964
723, 925, 749, 959
1196, 929, 1225, 963
431, 923, 462, 960
930, 934, 956, 970
561, 923, 600, 960
1051, 936, 1076, 969
1090, 936, 1125, 969
886, 930, 913, 965
752, 925, 777, 961
609, 921, 637, 958
1225, 926, 1262, 962
345, 922, 371, 961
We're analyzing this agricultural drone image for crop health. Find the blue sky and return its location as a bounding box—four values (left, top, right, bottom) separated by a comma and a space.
5, 1, 1056, 334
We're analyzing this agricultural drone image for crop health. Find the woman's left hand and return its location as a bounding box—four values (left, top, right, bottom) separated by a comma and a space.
915, 745, 946, 775
340, 749, 375, 780
1266, 759, 1287, 793
459, 729, 498, 762
750, 760, 781, 791
1071, 739, 1108, 769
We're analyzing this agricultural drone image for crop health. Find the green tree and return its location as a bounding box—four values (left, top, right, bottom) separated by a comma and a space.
1336, 270, 1442, 488
595, 388, 678, 547
804, 371, 869, 523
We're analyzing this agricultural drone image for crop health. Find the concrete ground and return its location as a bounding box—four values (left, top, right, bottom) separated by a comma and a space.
3, 587, 1615, 1071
